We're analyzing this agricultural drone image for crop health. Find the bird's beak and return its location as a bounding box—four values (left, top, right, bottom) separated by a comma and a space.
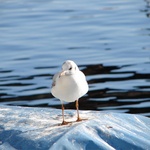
59, 71, 66, 77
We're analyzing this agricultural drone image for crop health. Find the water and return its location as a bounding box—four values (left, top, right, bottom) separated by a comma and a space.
0, 0, 150, 117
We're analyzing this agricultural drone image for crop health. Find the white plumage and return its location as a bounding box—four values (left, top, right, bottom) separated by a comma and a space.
51, 60, 88, 125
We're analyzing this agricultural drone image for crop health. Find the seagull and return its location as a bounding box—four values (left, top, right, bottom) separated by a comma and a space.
51, 60, 88, 125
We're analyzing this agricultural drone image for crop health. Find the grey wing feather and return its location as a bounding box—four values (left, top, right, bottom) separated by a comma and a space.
51, 72, 60, 88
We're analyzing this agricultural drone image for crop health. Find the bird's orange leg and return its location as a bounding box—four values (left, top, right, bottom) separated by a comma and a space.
61, 103, 69, 125
76, 100, 82, 122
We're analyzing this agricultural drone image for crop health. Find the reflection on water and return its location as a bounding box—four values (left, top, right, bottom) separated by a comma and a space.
144, 0, 150, 18
0, 0, 150, 117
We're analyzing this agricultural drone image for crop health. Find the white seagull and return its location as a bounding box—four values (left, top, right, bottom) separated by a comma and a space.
51, 60, 88, 125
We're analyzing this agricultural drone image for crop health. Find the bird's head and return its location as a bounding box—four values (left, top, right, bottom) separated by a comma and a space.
60, 60, 79, 76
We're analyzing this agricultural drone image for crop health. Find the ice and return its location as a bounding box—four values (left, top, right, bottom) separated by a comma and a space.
0, 105, 150, 150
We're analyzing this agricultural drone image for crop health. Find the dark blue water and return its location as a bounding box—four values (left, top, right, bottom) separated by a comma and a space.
0, 0, 150, 117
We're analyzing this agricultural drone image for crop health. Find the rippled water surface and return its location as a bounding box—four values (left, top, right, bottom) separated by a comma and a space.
0, 0, 150, 117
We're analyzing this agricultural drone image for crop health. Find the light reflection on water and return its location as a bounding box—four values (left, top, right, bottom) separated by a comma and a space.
0, 0, 150, 117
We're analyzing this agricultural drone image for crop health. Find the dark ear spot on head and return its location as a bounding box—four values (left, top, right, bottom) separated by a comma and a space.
69, 66, 72, 70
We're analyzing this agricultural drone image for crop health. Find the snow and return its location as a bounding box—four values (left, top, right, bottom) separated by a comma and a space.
0, 106, 150, 150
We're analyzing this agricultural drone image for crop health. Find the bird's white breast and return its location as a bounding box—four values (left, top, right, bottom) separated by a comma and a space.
51, 71, 88, 102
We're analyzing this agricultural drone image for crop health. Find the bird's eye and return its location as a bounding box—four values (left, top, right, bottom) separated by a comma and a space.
69, 67, 72, 70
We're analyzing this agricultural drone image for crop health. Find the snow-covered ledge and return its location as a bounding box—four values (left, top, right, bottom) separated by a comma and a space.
0, 105, 150, 150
